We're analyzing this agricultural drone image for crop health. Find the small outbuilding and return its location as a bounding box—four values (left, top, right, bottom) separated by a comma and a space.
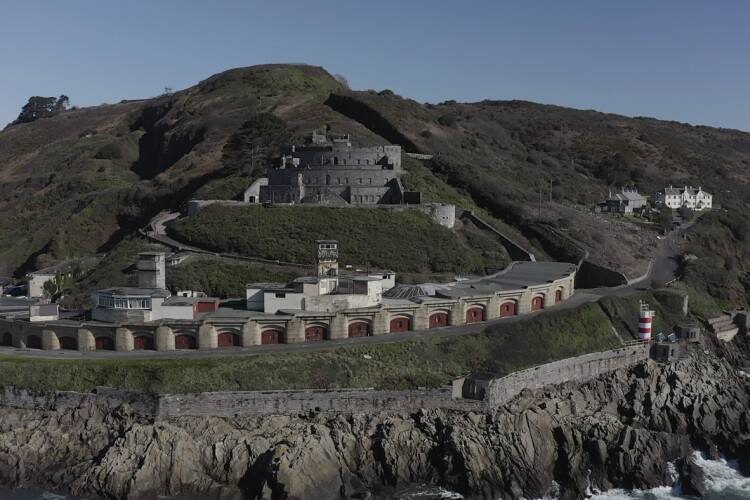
452, 371, 497, 400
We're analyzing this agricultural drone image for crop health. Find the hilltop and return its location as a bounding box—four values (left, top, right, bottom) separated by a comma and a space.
1, 64, 750, 307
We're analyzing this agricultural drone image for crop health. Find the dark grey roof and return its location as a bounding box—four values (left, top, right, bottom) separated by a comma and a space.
383, 284, 430, 300
163, 296, 219, 306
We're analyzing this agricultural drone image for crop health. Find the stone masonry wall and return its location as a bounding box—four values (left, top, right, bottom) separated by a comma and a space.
486, 344, 649, 406
157, 388, 484, 418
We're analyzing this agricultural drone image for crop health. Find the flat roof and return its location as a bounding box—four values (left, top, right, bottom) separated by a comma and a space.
95, 287, 171, 298
424, 261, 576, 295
163, 296, 219, 307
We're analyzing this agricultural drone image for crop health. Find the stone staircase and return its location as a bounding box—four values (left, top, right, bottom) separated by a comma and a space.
705, 313, 739, 342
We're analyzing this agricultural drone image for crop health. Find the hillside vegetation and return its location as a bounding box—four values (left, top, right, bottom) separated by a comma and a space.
1, 63, 750, 301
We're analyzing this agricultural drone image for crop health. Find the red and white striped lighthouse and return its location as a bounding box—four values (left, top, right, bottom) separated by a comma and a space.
638, 301, 655, 343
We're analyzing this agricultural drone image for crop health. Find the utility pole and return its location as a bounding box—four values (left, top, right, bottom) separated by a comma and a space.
539, 187, 542, 217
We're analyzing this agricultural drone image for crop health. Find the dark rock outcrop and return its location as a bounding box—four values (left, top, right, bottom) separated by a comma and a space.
1, 338, 749, 498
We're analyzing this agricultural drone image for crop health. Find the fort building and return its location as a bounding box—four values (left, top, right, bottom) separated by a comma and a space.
1, 243, 576, 352
245, 134, 419, 206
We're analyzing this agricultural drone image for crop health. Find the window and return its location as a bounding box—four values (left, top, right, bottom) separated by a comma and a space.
275, 292, 286, 298
356, 324, 362, 332
505, 305, 510, 312
358, 178, 362, 184
397, 320, 403, 327
225, 335, 232, 343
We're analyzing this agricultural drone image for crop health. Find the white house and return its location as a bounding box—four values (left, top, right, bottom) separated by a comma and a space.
652, 186, 712, 210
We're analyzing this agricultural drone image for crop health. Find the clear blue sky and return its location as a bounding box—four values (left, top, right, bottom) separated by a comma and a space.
2, 1, 749, 131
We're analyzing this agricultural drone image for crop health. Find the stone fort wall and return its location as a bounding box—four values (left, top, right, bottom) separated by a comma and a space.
486, 344, 649, 406
0, 346, 647, 419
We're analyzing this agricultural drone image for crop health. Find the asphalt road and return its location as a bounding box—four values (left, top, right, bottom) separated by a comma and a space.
0, 214, 692, 361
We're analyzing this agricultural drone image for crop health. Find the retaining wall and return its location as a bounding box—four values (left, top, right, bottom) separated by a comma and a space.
487, 344, 649, 406
457, 209, 535, 262
158, 388, 483, 418
0, 385, 482, 419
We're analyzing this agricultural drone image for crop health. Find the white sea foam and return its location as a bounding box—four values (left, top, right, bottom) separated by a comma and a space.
587, 451, 750, 499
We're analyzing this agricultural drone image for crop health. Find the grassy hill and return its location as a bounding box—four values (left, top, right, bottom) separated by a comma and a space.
171, 204, 510, 276
2, 63, 750, 306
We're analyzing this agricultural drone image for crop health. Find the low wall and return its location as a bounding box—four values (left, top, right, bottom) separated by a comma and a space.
457, 209, 535, 262
0, 385, 482, 418
0, 385, 159, 416
575, 260, 628, 288
487, 344, 649, 406
158, 388, 483, 418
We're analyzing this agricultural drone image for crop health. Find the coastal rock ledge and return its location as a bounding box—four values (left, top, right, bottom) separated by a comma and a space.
1, 335, 750, 499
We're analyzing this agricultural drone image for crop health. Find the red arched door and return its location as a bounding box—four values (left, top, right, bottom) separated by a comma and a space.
555, 290, 562, 303
500, 301, 516, 317
531, 296, 544, 310
95, 337, 115, 350
429, 313, 448, 328
218, 332, 240, 347
175, 334, 196, 349
262, 329, 281, 344
466, 307, 484, 323
59, 336, 77, 350
27, 335, 42, 349
134, 336, 155, 350
1, 332, 11, 346
390, 317, 410, 333
305, 326, 326, 341
348, 322, 369, 338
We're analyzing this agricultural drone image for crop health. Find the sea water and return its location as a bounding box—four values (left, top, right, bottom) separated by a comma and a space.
4, 452, 750, 499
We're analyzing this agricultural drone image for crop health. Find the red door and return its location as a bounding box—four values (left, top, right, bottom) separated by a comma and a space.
348, 322, 369, 338
59, 336, 77, 350
175, 334, 196, 349
305, 326, 325, 341
531, 297, 544, 310
429, 313, 448, 328
134, 336, 155, 350
27, 335, 42, 349
95, 337, 115, 350
262, 330, 281, 344
1, 332, 11, 346
390, 318, 410, 333
555, 290, 562, 303
218, 332, 240, 347
500, 302, 516, 317
466, 307, 484, 323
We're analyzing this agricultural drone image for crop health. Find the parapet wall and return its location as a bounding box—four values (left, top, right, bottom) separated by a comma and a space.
158, 388, 483, 418
0, 385, 159, 416
0, 385, 482, 419
486, 344, 649, 406
457, 209, 535, 262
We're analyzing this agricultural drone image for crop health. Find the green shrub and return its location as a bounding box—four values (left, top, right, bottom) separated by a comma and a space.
94, 142, 122, 160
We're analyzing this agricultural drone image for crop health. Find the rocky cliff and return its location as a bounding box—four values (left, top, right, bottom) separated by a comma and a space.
1, 334, 749, 499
